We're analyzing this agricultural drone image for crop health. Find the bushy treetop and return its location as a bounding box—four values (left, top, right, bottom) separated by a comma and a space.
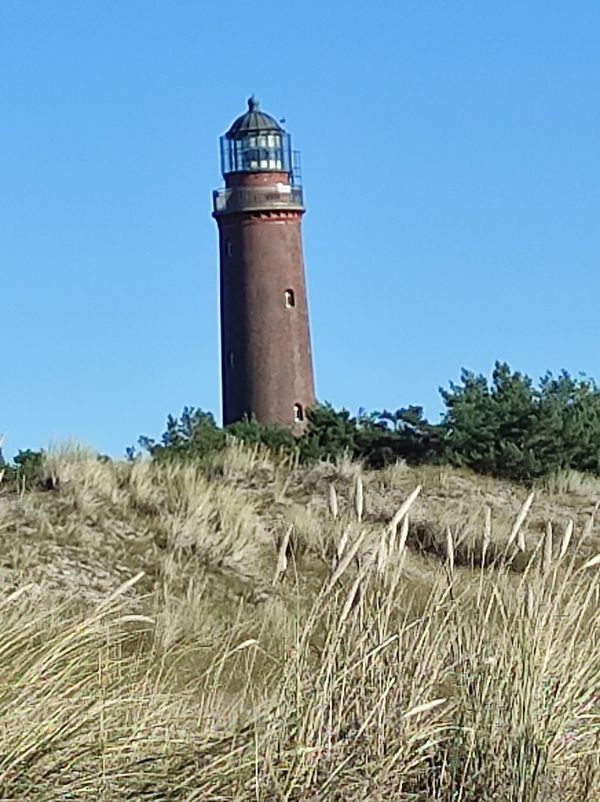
5, 362, 600, 488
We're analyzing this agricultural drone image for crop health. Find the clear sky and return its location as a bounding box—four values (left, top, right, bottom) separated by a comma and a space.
2, 2, 599, 457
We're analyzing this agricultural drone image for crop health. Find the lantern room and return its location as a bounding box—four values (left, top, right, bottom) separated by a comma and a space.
219, 96, 300, 182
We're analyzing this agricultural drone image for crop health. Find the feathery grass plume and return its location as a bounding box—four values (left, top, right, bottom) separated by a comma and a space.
97, 571, 146, 610
582, 554, 600, 570
331, 524, 351, 573
482, 505, 492, 560
114, 614, 155, 625
543, 521, 553, 578
221, 638, 259, 659
389, 512, 409, 556
525, 583, 536, 620
325, 529, 367, 593
381, 486, 420, 586
328, 482, 338, 520
397, 514, 410, 555
338, 551, 376, 626
507, 491, 535, 548
353, 474, 364, 522
386, 515, 410, 598
559, 518, 574, 560
477, 509, 492, 608
388, 485, 422, 536
446, 526, 455, 577
273, 525, 293, 585
402, 697, 447, 720
377, 528, 389, 577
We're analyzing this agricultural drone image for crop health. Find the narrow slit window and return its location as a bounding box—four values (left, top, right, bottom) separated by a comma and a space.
226, 239, 233, 257
293, 403, 304, 423
284, 289, 296, 308
228, 351, 235, 368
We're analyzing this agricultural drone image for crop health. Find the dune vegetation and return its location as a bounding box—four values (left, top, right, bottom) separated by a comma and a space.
0, 440, 599, 800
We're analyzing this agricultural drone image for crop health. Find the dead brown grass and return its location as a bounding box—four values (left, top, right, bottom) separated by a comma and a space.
0, 443, 599, 799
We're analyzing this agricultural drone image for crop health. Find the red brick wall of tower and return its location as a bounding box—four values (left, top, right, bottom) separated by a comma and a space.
215, 171, 316, 430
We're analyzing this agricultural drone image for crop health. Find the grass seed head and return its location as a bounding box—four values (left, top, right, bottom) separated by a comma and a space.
508, 491, 535, 548
582, 554, 600, 570
446, 526, 455, 576
543, 521, 553, 577
328, 483, 339, 520
353, 474, 364, 522
559, 518, 574, 560
483, 505, 492, 548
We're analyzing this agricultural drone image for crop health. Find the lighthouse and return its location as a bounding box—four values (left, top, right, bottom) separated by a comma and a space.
213, 97, 316, 430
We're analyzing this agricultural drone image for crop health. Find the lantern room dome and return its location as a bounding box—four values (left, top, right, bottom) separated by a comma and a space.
226, 96, 284, 139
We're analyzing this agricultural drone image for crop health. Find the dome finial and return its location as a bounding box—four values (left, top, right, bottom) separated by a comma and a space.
225, 97, 283, 139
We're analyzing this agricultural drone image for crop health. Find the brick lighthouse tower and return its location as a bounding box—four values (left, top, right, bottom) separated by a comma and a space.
213, 97, 316, 429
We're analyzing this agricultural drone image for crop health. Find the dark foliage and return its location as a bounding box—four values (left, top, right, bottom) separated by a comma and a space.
7, 362, 600, 488
136, 363, 600, 484
137, 407, 295, 463
356, 406, 445, 468
441, 362, 600, 481
1, 449, 45, 490
138, 408, 226, 461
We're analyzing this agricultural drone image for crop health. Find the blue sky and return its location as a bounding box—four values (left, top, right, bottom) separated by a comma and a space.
2, 2, 599, 457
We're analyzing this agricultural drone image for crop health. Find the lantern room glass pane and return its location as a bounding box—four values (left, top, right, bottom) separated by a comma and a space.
220, 132, 293, 176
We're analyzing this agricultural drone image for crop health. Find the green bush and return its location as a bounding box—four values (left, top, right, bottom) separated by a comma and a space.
138, 407, 296, 463
6, 360, 600, 491
138, 408, 226, 461
1, 449, 45, 490
128, 362, 600, 484
298, 404, 358, 462
226, 417, 297, 452
357, 406, 445, 467
441, 362, 600, 482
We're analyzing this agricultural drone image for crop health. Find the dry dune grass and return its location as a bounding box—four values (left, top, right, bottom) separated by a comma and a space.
0, 442, 599, 799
